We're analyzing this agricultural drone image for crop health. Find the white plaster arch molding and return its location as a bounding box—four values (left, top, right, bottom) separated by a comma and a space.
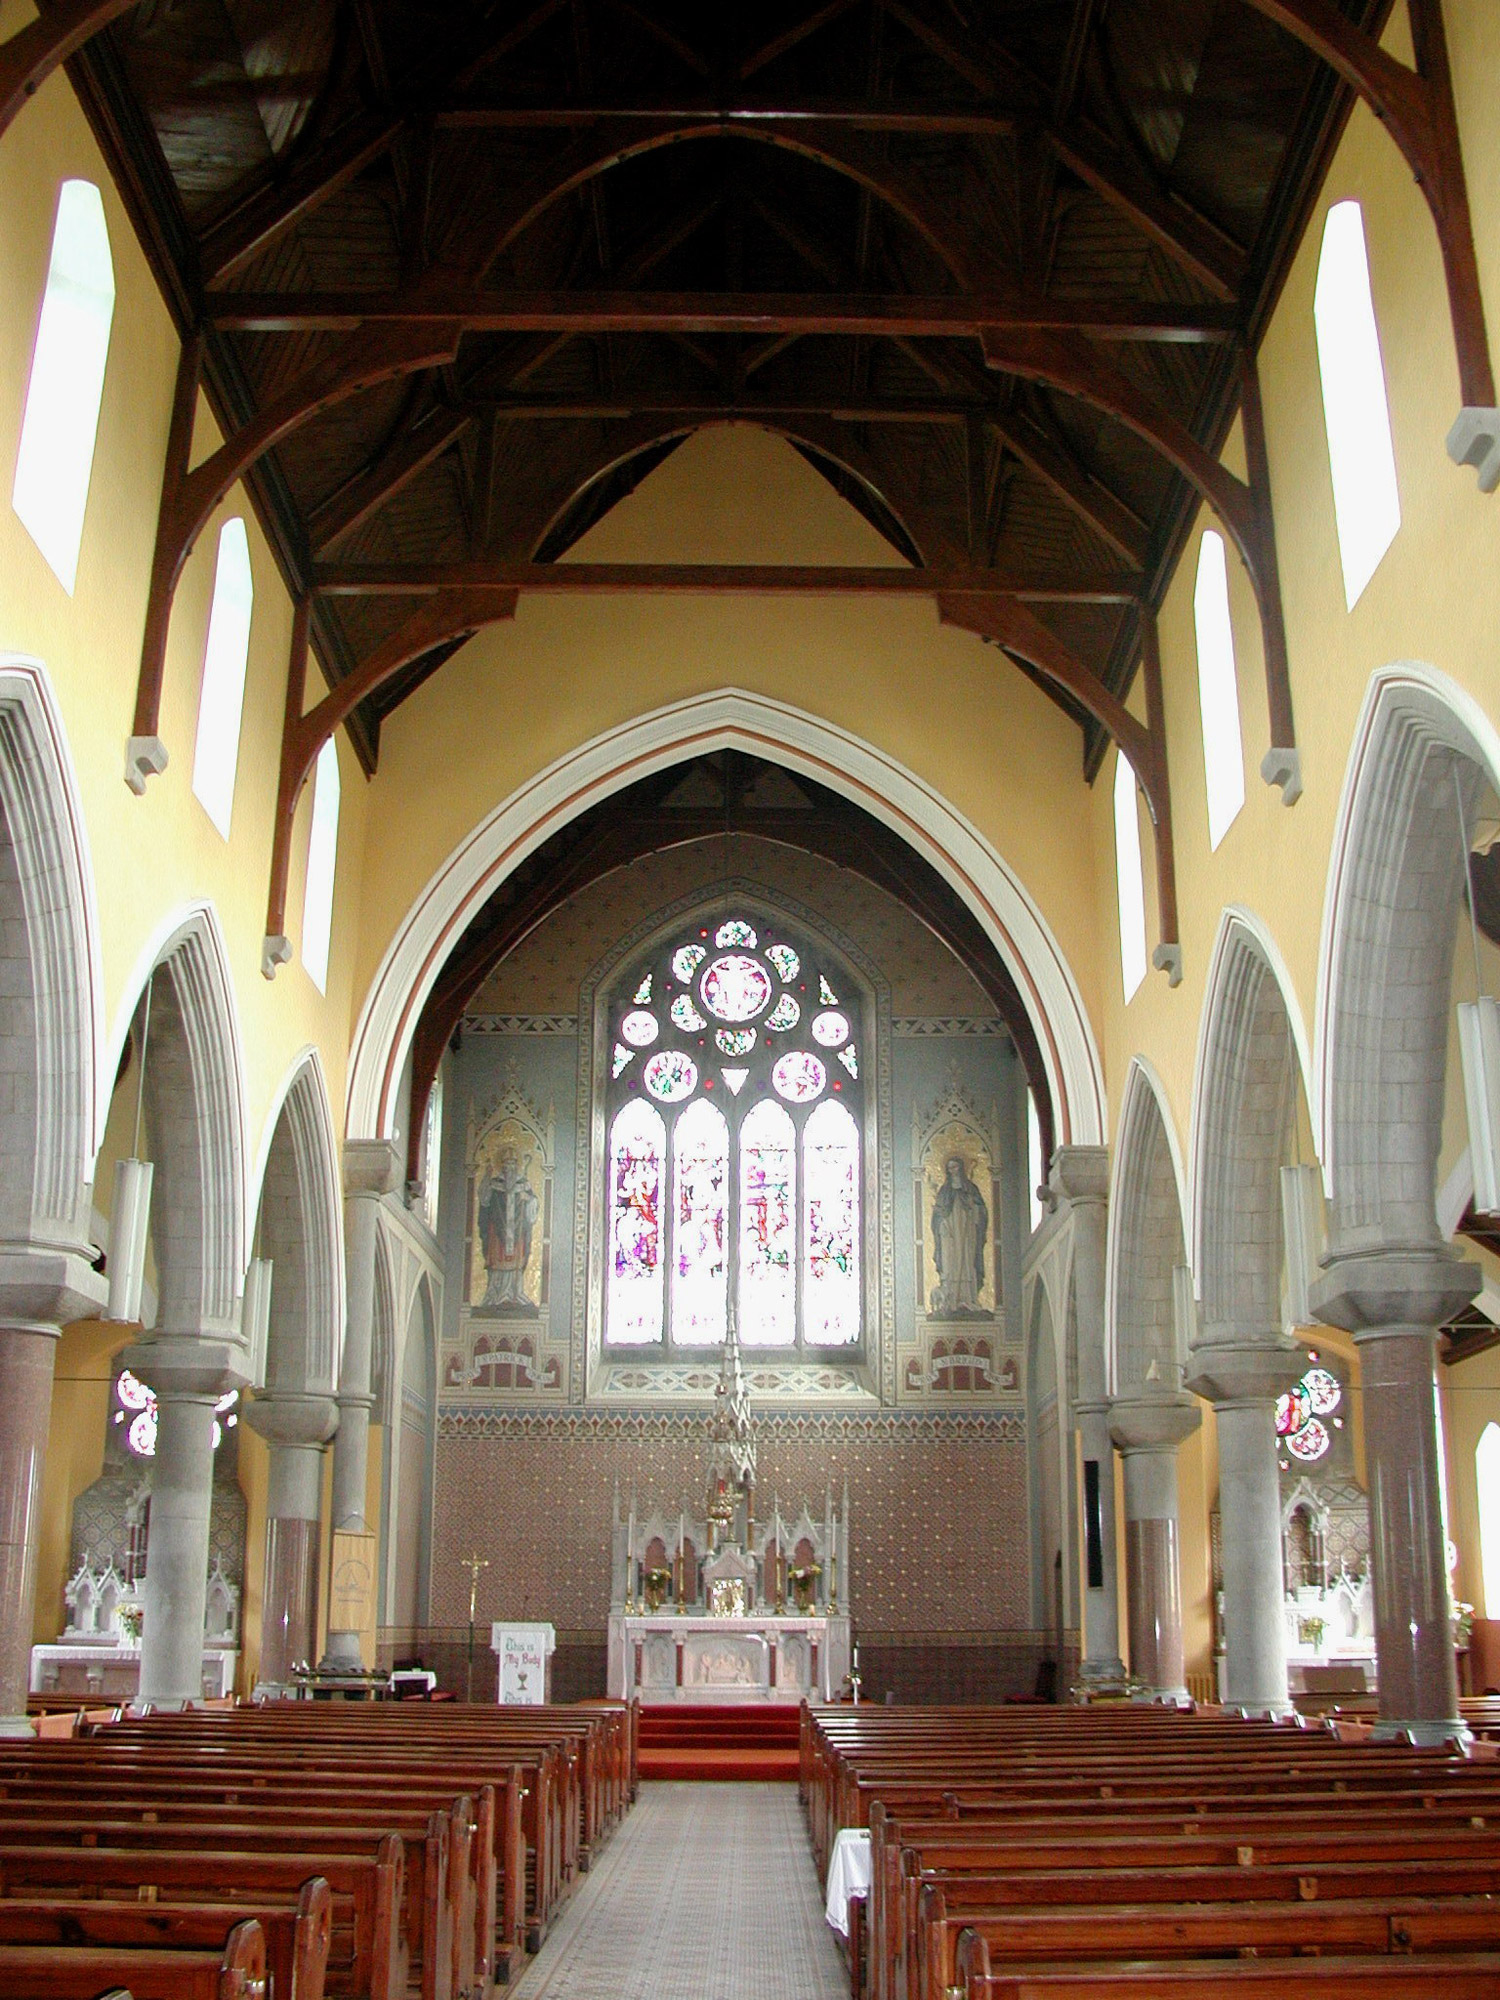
1105, 1056, 1190, 1399
105, 902, 248, 1336
347, 688, 1107, 1149
0, 656, 104, 1251
1188, 907, 1316, 1325
249, 1047, 346, 1391
1315, 662, 1500, 1248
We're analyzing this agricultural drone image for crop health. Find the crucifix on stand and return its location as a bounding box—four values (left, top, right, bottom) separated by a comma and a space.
462, 1551, 490, 1702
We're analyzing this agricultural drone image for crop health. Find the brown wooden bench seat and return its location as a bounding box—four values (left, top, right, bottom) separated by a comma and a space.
0, 1914, 265, 2000
953, 1934, 1500, 2000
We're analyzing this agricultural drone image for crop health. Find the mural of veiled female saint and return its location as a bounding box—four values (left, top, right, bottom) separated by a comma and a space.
931, 1156, 990, 1317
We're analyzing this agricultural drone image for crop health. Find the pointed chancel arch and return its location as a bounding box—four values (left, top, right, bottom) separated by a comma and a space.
345, 691, 1106, 1167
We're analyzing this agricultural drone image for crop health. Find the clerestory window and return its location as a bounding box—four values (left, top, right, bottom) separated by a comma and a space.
1113, 751, 1148, 1004
1314, 200, 1401, 611
604, 915, 862, 1351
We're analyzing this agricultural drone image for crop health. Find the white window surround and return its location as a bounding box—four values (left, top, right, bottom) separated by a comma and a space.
1193, 531, 1246, 851
302, 736, 341, 993
1479, 1422, 1500, 1619
12, 179, 116, 594
1113, 750, 1148, 1004
1313, 199, 1401, 612
190, 518, 255, 839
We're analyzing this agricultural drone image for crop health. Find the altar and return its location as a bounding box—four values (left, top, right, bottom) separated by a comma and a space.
609, 1613, 850, 1702
604, 1315, 858, 1705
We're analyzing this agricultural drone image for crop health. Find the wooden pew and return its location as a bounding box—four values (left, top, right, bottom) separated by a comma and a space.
0, 1913, 265, 2000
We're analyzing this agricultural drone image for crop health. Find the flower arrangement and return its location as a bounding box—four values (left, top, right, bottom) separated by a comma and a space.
643, 1567, 672, 1612
787, 1562, 821, 1613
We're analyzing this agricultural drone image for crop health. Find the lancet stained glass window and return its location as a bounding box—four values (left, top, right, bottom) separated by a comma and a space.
603, 912, 864, 1350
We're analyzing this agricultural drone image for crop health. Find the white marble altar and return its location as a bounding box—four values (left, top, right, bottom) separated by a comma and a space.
30, 1643, 238, 1701
608, 1612, 851, 1702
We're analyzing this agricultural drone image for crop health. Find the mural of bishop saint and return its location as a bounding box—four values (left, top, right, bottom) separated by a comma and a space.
478, 1147, 540, 1313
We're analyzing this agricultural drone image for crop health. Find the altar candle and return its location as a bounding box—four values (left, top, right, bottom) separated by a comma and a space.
678, 1508, 685, 1593
627, 1491, 636, 1599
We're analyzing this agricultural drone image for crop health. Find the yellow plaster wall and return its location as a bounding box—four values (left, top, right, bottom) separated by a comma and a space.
35, 1322, 129, 1644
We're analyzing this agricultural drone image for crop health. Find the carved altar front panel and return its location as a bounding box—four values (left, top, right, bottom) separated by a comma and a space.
608, 1614, 850, 1702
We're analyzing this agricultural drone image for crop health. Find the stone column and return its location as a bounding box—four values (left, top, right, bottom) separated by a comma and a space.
1185, 1342, 1302, 1715
242, 1392, 338, 1688
0, 1252, 106, 1733
125, 1337, 245, 1708
1312, 1249, 1477, 1745
1051, 1147, 1126, 1691
322, 1140, 401, 1670
1109, 1395, 1200, 1699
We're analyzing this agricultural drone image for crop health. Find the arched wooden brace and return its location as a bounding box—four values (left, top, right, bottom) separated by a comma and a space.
936, 591, 1180, 984
450, 118, 978, 290
126, 323, 461, 793
981, 327, 1297, 803
261, 586, 518, 974
0, 0, 139, 138
1239, 0, 1494, 423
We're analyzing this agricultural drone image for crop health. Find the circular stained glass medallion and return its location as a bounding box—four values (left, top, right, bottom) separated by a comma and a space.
117, 1369, 153, 1412
765, 943, 800, 982
1304, 1366, 1342, 1416
766, 994, 800, 1031
772, 1051, 826, 1103
716, 919, 757, 948
1276, 1384, 1311, 1437
621, 1009, 659, 1047
716, 1028, 756, 1056
128, 1408, 158, 1457
1286, 1417, 1331, 1463
812, 1010, 849, 1047
672, 944, 707, 984
644, 1050, 698, 1102
701, 953, 772, 1023
670, 994, 706, 1033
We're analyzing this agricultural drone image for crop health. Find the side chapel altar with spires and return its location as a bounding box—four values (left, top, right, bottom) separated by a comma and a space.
606, 1317, 852, 1702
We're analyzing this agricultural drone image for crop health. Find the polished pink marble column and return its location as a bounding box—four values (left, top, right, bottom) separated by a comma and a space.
0, 1326, 58, 1729
1125, 1515, 1183, 1695
243, 1393, 337, 1691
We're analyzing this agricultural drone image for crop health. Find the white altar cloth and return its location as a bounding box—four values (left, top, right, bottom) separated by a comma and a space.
825, 1828, 872, 1937
608, 1612, 851, 1702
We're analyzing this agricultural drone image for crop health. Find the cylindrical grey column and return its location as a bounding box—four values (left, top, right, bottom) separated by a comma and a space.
1185, 1342, 1301, 1716
138, 1389, 218, 1707
1312, 1250, 1477, 1746
322, 1142, 401, 1670
125, 1337, 243, 1710
1110, 1396, 1200, 1701
1053, 1147, 1126, 1692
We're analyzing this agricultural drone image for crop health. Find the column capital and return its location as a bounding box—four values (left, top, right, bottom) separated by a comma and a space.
1185, 1337, 1304, 1409
343, 1139, 403, 1200
0, 1245, 107, 1332
1050, 1145, 1110, 1207
120, 1335, 248, 1401
1109, 1392, 1201, 1454
241, 1390, 339, 1449
1310, 1246, 1479, 1337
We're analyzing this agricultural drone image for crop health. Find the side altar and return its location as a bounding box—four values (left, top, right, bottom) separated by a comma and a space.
605, 1317, 853, 1704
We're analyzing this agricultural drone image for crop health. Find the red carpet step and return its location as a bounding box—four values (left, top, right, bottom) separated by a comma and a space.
638, 1703, 801, 1781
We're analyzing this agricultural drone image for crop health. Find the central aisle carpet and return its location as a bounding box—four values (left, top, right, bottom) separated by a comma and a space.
511, 1781, 847, 2000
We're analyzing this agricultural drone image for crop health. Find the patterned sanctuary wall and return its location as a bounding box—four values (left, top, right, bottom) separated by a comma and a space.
431, 1409, 1030, 1637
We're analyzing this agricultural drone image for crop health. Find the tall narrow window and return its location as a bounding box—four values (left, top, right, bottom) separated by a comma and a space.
672, 1099, 729, 1344
802, 1099, 859, 1345
608, 1099, 666, 1342
190, 518, 255, 839
301, 736, 341, 992
1113, 751, 1148, 1003
1479, 1423, 1500, 1619
1026, 1090, 1044, 1233
12, 180, 116, 592
741, 1099, 796, 1346
1314, 200, 1401, 610
1194, 531, 1245, 849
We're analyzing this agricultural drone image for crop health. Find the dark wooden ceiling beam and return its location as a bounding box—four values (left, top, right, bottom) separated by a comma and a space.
0, 0, 138, 141
436, 98, 1023, 132
1239, 0, 1493, 411
1048, 123, 1247, 303
207, 289, 1240, 340
129, 324, 461, 787
311, 560, 1142, 602
308, 406, 472, 554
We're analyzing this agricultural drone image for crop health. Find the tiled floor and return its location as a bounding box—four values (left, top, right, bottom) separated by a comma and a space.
511, 1782, 849, 2000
